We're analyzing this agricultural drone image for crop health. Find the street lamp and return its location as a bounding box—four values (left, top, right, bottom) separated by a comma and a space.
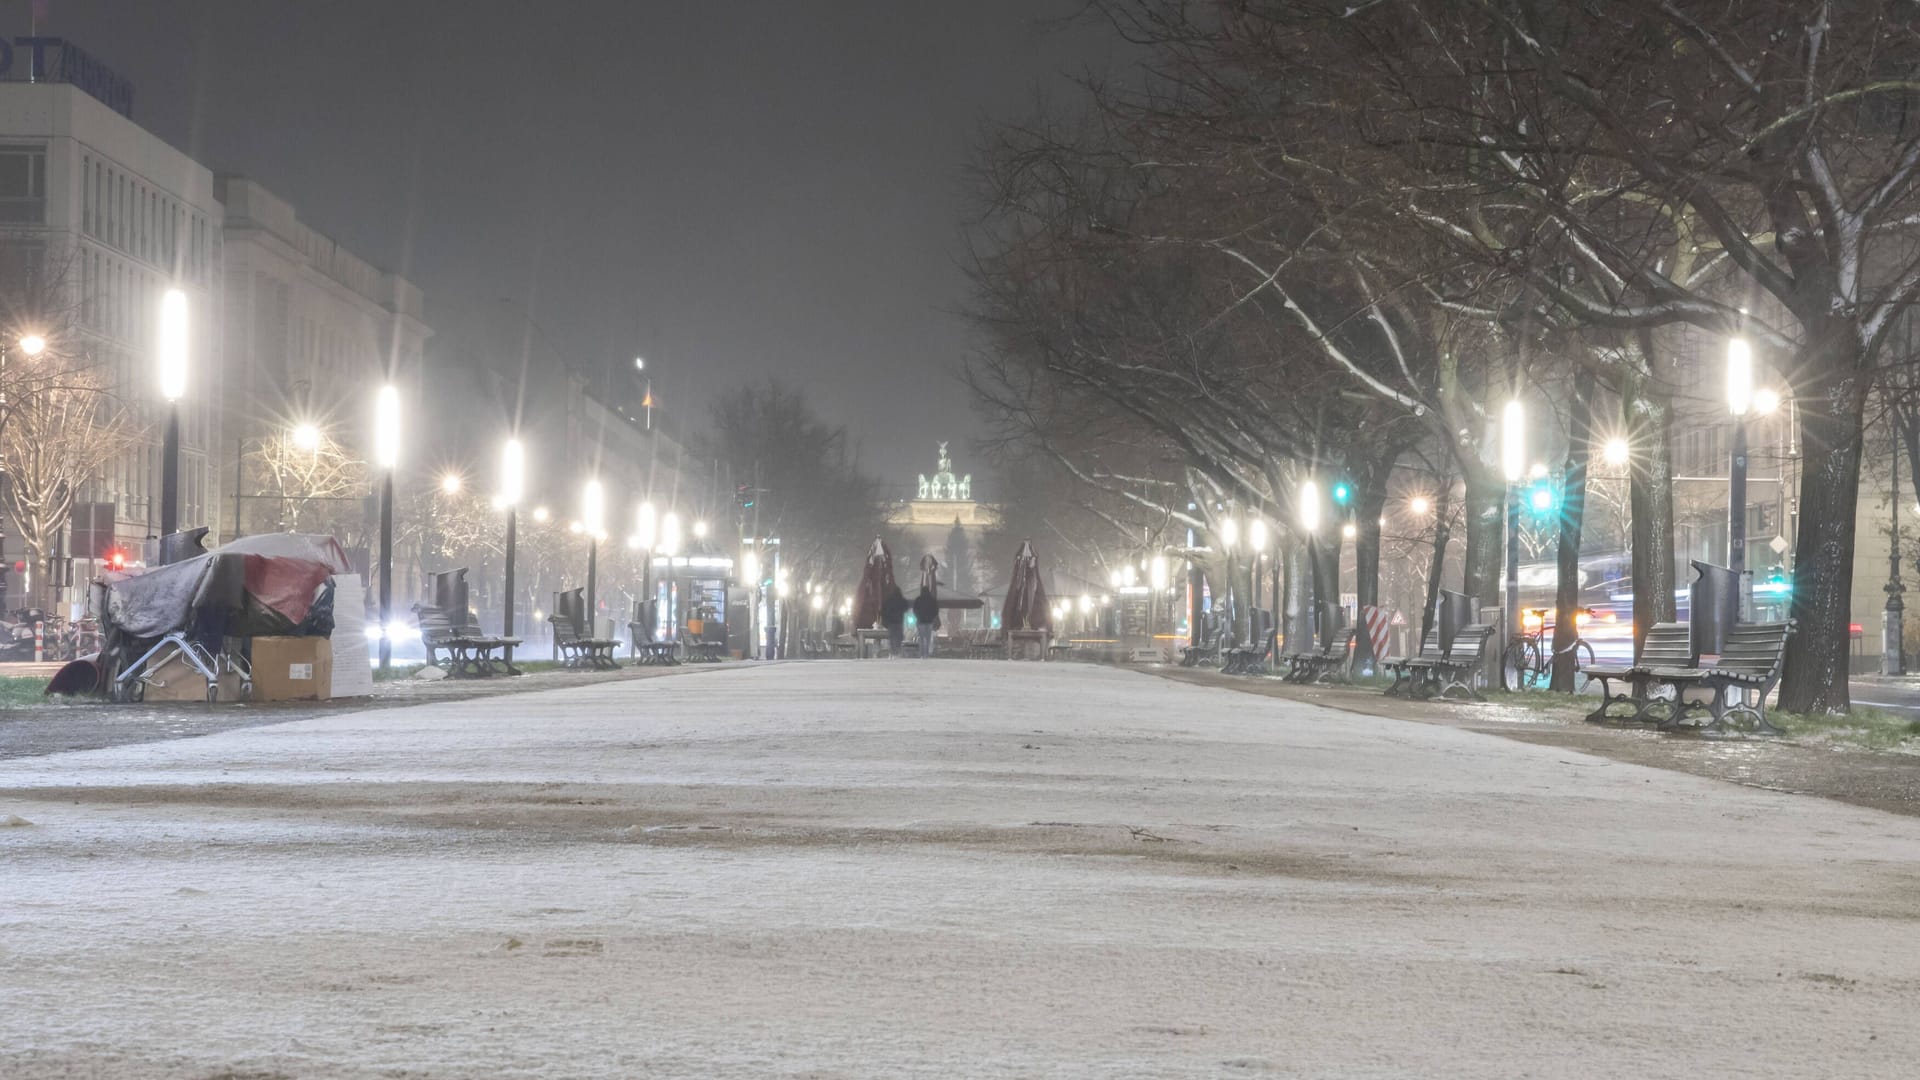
1727, 338, 1753, 618
1602, 438, 1630, 468
290, 423, 322, 453
374, 384, 400, 670
439, 472, 462, 495
583, 478, 605, 637
498, 438, 524, 668
1501, 399, 1526, 651
1408, 495, 1432, 516
17, 333, 45, 357
158, 288, 189, 539
660, 511, 682, 637
635, 500, 658, 639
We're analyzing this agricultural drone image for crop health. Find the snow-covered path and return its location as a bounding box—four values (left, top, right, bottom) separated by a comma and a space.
1, 662, 1915, 1078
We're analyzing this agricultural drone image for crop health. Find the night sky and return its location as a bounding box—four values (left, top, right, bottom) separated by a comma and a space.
9, 0, 1121, 481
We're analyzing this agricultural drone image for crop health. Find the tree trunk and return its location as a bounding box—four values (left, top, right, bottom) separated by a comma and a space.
1551, 369, 1596, 692
1420, 482, 1453, 646
1282, 531, 1309, 650
1779, 364, 1869, 714
1312, 530, 1341, 647
1623, 370, 1677, 656
1461, 465, 1504, 610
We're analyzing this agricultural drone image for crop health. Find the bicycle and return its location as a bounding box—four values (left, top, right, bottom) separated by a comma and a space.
1500, 607, 1595, 692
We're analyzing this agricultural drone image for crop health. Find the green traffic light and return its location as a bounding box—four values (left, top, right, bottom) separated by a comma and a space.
1527, 483, 1556, 514
1331, 482, 1352, 506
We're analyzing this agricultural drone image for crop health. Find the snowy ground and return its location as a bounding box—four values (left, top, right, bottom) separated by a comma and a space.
1, 661, 1916, 1079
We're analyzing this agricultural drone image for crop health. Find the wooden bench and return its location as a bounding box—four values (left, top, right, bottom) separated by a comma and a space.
550, 614, 621, 670
1408, 623, 1494, 701
1581, 622, 1691, 723
1641, 620, 1793, 735
628, 620, 680, 666
1222, 640, 1269, 675
686, 639, 728, 663
1382, 629, 1442, 697
1283, 630, 1355, 684
414, 604, 517, 677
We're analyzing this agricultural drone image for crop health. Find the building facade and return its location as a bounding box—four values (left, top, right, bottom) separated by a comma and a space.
217, 174, 429, 540
887, 443, 1001, 616
1, 76, 223, 582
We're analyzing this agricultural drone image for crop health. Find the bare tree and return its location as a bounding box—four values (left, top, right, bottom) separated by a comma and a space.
1, 365, 140, 606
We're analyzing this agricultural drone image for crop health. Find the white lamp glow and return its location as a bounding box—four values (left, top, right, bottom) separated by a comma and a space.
1300, 480, 1321, 533
1501, 399, 1526, 483
582, 479, 605, 537
158, 288, 188, 402
1727, 338, 1754, 417
499, 438, 525, 507
374, 385, 400, 469
636, 501, 658, 550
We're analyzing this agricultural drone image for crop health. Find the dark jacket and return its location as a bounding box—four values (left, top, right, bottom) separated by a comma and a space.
911, 589, 940, 629
879, 589, 910, 629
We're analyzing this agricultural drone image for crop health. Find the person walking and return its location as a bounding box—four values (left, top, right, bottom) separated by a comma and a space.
879, 584, 910, 657
912, 587, 941, 658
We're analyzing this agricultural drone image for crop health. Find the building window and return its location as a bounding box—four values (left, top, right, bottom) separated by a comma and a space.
0, 144, 48, 224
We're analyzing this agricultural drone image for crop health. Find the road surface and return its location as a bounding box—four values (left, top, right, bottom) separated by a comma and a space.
2, 661, 1915, 1078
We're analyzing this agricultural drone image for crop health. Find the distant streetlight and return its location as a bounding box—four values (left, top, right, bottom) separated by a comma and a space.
1501, 399, 1526, 652
1299, 480, 1321, 533
440, 472, 462, 495
290, 423, 322, 453
1603, 438, 1630, 468
1408, 495, 1432, 516
373, 384, 401, 670
583, 479, 606, 634
1341, 522, 1358, 540
634, 357, 646, 371
17, 333, 45, 357
157, 288, 189, 539
693, 519, 709, 540
498, 438, 525, 671
532, 505, 550, 524
1150, 555, 1169, 590
1248, 517, 1269, 553
1218, 517, 1239, 550
1109, 568, 1124, 589
1753, 387, 1781, 415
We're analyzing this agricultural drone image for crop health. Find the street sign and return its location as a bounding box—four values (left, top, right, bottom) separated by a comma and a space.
1769, 535, 1789, 555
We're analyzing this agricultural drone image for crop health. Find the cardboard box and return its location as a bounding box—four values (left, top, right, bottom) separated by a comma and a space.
142, 649, 240, 703
252, 636, 333, 702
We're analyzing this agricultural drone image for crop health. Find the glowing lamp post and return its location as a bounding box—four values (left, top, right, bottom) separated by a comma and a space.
660, 512, 682, 638
1501, 399, 1526, 651
158, 288, 189, 540
1726, 339, 1753, 618
582, 479, 606, 637
635, 501, 658, 640
1299, 479, 1324, 648
374, 384, 400, 670
498, 438, 525, 669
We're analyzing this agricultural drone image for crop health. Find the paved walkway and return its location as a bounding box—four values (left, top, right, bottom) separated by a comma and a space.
2, 662, 1915, 1078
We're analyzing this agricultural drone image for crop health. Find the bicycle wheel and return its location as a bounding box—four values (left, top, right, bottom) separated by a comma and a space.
1570, 639, 1595, 693
1500, 638, 1533, 692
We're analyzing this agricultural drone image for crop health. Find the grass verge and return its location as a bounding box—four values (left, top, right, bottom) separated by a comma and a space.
1771, 707, 1920, 751
0, 675, 54, 706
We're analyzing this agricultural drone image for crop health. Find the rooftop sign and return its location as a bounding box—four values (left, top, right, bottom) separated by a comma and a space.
0, 37, 135, 119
